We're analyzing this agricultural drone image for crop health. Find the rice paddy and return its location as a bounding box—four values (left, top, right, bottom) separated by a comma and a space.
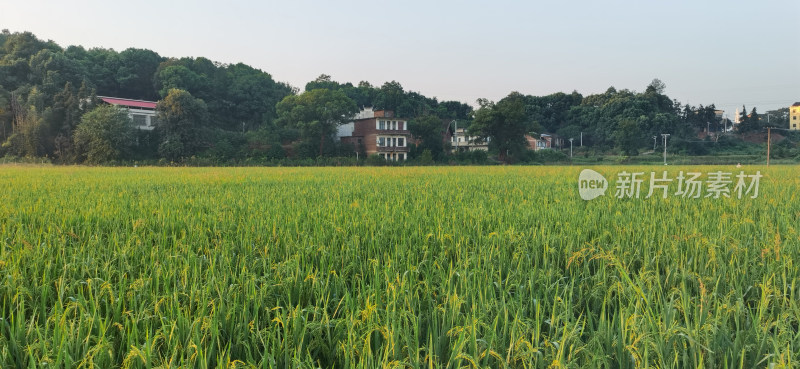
0, 165, 798, 368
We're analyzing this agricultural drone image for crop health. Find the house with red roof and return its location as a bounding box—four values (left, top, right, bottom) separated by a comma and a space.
98, 96, 158, 130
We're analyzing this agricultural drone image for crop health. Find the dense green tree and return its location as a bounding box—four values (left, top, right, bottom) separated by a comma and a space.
154, 65, 209, 98
738, 105, 749, 127
409, 115, 447, 160
469, 92, 528, 162
304, 74, 342, 92
47, 82, 86, 161
437, 100, 473, 120
737, 105, 762, 133
351, 81, 378, 107
83, 48, 122, 96
750, 107, 759, 127
375, 81, 405, 113
646, 78, 666, 94
275, 89, 358, 157
614, 117, 643, 155
302, 75, 465, 121
116, 48, 163, 100
1, 96, 47, 158
73, 104, 134, 163
224, 63, 293, 131
28, 50, 86, 96
0, 84, 12, 141
156, 89, 208, 160
764, 107, 789, 129
524, 91, 583, 133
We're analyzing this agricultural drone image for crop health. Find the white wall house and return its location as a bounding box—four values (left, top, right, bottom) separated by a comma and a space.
451, 128, 488, 152
98, 96, 158, 130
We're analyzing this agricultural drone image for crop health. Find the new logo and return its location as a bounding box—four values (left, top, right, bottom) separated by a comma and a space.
578, 169, 608, 200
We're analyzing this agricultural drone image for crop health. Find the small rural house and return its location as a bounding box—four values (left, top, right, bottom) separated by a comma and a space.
98, 96, 158, 130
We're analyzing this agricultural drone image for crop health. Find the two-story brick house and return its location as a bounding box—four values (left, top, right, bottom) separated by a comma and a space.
339, 108, 411, 161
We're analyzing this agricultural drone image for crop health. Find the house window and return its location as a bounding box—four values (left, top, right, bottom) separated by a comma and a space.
378, 120, 386, 130
398, 121, 404, 130
398, 137, 404, 147
132, 114, 147, 126
378, 137, 386, 147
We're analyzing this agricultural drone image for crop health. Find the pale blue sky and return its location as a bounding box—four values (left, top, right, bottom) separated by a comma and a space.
2, 0, 799, 117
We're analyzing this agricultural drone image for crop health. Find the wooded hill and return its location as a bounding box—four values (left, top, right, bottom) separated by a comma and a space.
0, 30, 794, 164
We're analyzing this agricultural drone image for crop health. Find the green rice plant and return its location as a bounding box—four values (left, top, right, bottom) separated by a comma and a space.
0, 165, 797, 368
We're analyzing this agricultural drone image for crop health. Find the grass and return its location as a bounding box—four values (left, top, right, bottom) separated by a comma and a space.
0, 165, 798, 368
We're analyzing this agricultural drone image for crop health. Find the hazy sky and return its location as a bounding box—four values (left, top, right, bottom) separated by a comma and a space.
2, 0, 799, 117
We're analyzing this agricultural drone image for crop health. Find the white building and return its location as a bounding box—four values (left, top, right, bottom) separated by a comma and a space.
98, 96, 158, 130
451, 128, 488, 152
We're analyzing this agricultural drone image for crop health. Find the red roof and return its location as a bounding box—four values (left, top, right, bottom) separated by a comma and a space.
99, 97, 157, 109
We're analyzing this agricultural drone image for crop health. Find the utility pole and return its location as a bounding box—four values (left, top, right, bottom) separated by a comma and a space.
580, 132, 583, 147
569, 138, 574, 158
767, 126, 771, 167
661, 134, 670, 165
454, 120, 458, 152
652, 136, 657, 151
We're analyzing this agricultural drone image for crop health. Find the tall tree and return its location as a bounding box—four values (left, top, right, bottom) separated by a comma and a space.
153, 65, 209, 98
275, 89, 358, 157
224, 63, 293, 131
116, 48, 162, 100
737, 105, 762, 133
468, 92, 528, 162
750, 107, 760, 126
2, 92, 47, 157
73, 104, 134, 163
156, 89, 208, 160
409, 115, 447, 161
646, 78, 666, 94
614, 117, 643, 155
375, 81, 405, 113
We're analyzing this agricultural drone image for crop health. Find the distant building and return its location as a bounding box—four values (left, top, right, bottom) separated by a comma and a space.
98, 96, 158, 130
339, 107, 410, 161
526, 134, 562, 151
791, 102, 800, 131
451, 127, 488, 152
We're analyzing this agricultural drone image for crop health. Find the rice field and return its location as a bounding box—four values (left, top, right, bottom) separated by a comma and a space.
0, 165, 798, 368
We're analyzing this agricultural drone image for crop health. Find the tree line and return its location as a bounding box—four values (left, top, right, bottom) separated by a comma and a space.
0, 30, 793, 165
